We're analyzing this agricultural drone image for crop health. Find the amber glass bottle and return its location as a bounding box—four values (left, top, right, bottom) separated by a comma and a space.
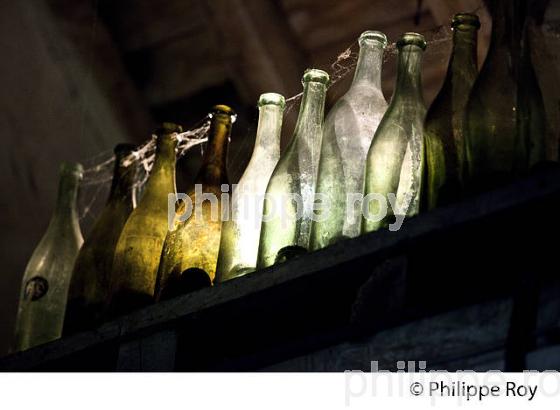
109, 124, 180, 314
64, 144, 137, 333
156, 106, 234, 298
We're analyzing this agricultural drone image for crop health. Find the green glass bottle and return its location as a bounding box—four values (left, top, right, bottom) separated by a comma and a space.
257, 69, 329, 269
156, 106, 234, 297
64, 144, 137, 333
215, 94, 285, 283
362, 33, 427, 233
519, 15, 547, 169
109, 124, 180, 314
310, 31, 388, 250
423, 14, 480, 210
13, 162, 84, 351
463, 0, 546, 193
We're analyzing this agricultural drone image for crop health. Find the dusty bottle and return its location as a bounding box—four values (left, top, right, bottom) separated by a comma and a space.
362, 33, 427, 233
156, 105, 234, 297
423, 14, 480, 210
215, 94, 285, 283
310, 31, 388, 250
64, 144, 137, 333
463, 0, 546, 193
109, 124, 180, 314
13, 162, 84, 351
257, 69, 329, 269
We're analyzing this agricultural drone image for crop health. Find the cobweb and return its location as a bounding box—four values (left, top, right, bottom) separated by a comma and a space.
77, 2, 560, 226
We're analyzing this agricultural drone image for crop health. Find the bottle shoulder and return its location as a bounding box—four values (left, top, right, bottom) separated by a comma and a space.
236, 157, 278, 194
382, 98, 426, 123
82, 203, 132, 249
330, 86, 387, 112
22, 229, 81, 281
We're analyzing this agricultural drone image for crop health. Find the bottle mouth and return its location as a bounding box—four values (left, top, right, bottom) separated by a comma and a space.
359, 30, 388, 48
157, 122, 183, 135
397, 32, 427, 50
114, 143, 137, 156
211, 104, 236, 117
302, 68, 330, 86
258, 92, 286, 109
60, 161, 84, 179
452, 13, 481, 30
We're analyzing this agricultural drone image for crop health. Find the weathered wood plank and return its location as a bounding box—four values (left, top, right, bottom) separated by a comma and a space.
262, 298, 513, 371
1, 168, 560, 371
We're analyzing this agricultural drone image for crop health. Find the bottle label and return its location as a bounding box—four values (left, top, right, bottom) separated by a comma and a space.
24, 277, 49, 301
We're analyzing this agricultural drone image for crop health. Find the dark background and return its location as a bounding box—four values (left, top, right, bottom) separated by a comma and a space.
0, 0, 558, 356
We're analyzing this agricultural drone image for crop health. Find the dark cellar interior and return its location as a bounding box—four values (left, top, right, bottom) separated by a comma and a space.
1, 0, 560, 372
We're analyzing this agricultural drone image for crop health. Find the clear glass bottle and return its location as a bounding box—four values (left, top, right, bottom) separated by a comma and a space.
257, 69, 329, 269
463, 0, 546, 193
310, 31, 388, 250
64, 144, 137, 333
362, 33, 427, 233
109, 124, 180, 314
215, 94, 285, 283
156, 106, 234, 297
13, 162, 84, 351
423, 14, 480, 210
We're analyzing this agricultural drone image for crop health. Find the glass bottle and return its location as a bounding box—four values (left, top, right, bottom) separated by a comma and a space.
519, 17, 547, 169
215, 94, 285, 283
423, 14, 480, 210
463, 0, 546, 193
109, 124, 180, 314
13, 162, 84, 351
64, 144, 137, 333
257, 69, 329, 269
362, 33, 427, 233
310, 31, 388, 250
156, 106, 234, 297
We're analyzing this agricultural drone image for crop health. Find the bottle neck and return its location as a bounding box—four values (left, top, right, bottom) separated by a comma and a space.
392, 45, 424, 104
449, 27, 478, 73
293, 81, 327, 138
151, 134, 177, 174
488, 0, 526, 50
53, 171, 81, 223
108, 160, 137, 206
351, 41, 383, 89
252, 104, 283, 159
196, 116, 231, 186
141, 133, 177, 201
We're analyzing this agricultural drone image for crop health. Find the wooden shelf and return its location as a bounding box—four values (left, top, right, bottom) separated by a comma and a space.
2, 167, 560, 371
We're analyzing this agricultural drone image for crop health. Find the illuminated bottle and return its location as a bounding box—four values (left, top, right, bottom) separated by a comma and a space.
215, 94, 285, 283
310, 31, 388, 250
156, 106, 234, 297
464, 0, 546, 193
423, 14, 480, 210
257, 69, 329, 269
14, 162, 84, 351
362, 33, 427, 233
64, 144, 137, 333
109, 124, 180, 314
